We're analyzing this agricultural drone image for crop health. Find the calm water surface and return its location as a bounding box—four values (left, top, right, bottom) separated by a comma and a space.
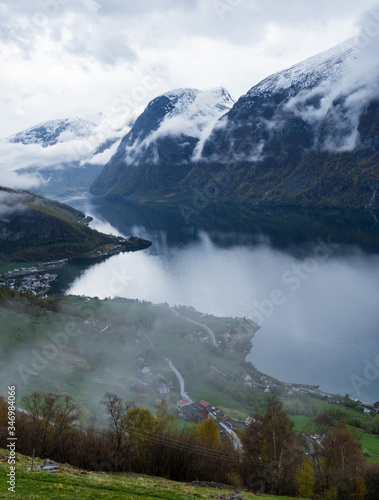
56, 197, 379, 402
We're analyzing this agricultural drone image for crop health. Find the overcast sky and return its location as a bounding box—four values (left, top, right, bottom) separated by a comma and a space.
1, 0, 379, 138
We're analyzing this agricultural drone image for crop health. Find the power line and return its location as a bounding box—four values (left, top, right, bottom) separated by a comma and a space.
15, 408, 263, 467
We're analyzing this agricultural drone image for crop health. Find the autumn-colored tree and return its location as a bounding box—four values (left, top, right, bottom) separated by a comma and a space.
351, 474, 368, 500
195, 417, 221, 447
122, 407, 157, 467
323, 485, 338, 500
320, 419, 364, 498
296, 457, 315, 499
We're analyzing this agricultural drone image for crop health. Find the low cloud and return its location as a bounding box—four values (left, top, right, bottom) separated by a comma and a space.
0, 112, 130, 190
284, 6, 379, 151
0, 189, 27, 219
121, 88, 233, 166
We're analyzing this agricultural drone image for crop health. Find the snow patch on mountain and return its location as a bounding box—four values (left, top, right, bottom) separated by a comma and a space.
0, 112, 130, 191
248, 40, 355, 99
7, 117, 97, 147
85, 138, 121, 165
123, 87, 234, 166
240, 31, 379, 153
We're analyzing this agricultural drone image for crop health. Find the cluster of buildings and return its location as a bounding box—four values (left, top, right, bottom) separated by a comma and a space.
133, 355, 172, 396
0, 260, 65, 296
183, 330, 209, 343
222, 319, 256, 348
177, 398, 232, 425
0, 272, 57, 296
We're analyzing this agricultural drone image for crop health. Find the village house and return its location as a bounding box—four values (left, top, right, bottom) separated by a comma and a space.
154, 374, 170, 395
198, 331, 208, 342
198, 400, 210, 411
157, 384, 170, 395
179, 403, 208, 422
177, 399, 191, 409
153, 374, 168, 385
245, 416, 259, 426
141, 365, 151, 375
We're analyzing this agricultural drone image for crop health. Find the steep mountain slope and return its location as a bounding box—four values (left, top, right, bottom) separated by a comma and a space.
92, 40, 379, 208
90, 87, 234, 200
187, 39, 379, 208
0, 187, 149, 263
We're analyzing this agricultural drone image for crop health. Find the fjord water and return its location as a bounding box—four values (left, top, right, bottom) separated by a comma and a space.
59, 197, 379, 402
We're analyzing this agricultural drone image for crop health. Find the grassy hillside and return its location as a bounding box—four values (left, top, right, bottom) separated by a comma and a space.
0, 451, 300, 499
1, 292, 379, 498
0, 186, 86, 222
1, 291, 378, 441
0, 292, 260, 422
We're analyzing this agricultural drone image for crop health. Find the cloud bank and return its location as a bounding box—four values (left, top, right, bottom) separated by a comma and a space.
0, 0, 377, 140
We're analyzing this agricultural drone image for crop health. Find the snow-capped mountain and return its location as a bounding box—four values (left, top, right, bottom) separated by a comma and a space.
91, 87, 234, 199
246, 40, 355, 99
92, 40, 379, 208
7, 117, 97, 147
1, 115, 124, 198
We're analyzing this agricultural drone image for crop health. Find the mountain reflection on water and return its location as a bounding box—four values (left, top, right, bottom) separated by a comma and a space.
53, 197, 379, 402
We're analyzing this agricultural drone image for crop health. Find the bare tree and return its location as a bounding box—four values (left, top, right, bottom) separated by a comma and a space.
21, 392, 80, 459
101, 392, 134, 471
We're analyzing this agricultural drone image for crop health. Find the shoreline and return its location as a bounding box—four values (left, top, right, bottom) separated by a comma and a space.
0, 236, 152, 296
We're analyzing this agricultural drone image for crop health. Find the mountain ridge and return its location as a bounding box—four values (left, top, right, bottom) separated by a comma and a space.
91, 40, 379, 209
90, 87, 235, 200
6, 116, 98, 147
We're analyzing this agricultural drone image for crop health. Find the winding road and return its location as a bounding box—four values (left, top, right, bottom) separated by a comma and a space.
141, 319, 242, 452
219, 422, 243, 454
165, 358, 193, 403
170, 308, 218, 347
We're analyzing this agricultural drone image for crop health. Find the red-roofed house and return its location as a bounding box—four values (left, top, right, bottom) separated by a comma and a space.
198, 400, 210, 410
177, 399, 190, 408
